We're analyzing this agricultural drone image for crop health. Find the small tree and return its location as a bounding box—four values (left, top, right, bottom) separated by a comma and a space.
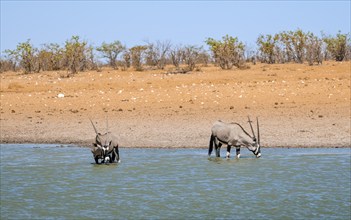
0, 58, 15, 72
37, 44, 63, 71
37, 49, 52, 71
3, 49, 20, 72
130, 45, 147, 71
323, 31, 350, 61
121, 50, 131, 70
292, 29, 308, 63
305, 33, 323, 65
96, 41, 125, 69
256, 34, 280, 64
346, 41, 351, 61
42, 43, 64, 70
197, 49, 211, 66
145, 40, 171, 69
86, 45, 100, 71
205, 35, 245, 69
10, 39, 38, 73
279, 29, 309, 63
64, 36, 87, 75
170, 45, 184, 68
279, 32, 294, 62
182, 45, 203, 71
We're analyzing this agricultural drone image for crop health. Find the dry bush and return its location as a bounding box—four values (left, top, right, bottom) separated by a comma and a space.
64, 36, 88, 75
130, 45, 147, 71
323, 31, 350, 61
0, 59, 16, 73
206, 35, 246, 69
145, 40, 171, 69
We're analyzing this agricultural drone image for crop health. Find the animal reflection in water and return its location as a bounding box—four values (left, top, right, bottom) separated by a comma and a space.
209, 116, 261, 159
89, 119, 120, 164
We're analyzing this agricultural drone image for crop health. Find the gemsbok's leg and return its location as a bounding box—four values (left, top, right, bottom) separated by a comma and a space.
215, 142, 222, 157
236, 147, 241, 158
115, 147, 120, 163
226, 145, 232, 158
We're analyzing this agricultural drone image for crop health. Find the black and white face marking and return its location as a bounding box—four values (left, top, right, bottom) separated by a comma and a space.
247, 142, 261, 158
254, 143, 261, 158
102, 145, 108, 153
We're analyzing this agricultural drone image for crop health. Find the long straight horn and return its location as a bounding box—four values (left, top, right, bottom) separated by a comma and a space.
247, 116, 256, 139
106, 115, 109, 133
89, 118, 98, 135
256, 117, 260, 145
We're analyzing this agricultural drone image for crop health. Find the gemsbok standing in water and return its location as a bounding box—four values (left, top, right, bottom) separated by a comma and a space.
209, 116, 261, 158
90, 118, 120, 164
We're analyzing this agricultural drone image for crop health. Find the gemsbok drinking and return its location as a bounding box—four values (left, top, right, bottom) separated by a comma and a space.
90, 118, 120, 164
209, 116, 261, 158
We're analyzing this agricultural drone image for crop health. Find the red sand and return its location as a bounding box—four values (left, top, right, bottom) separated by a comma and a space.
1, 61, 350, 148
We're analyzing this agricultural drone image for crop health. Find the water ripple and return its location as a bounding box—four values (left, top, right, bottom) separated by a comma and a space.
1, 145, 350, 219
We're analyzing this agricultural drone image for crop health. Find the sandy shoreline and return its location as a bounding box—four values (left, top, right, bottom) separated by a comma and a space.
1, 62, 350, 148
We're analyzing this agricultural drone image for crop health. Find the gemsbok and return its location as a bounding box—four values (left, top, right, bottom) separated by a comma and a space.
209, 116, 261, 158
90, 118, 120, 164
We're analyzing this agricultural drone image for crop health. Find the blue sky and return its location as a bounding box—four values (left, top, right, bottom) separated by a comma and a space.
1, 1, 350, 52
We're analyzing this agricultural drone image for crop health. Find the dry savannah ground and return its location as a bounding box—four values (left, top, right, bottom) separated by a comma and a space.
0, 61, 350, 148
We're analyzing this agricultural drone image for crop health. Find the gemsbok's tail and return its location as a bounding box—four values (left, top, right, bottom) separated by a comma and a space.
208, 135, 215, 156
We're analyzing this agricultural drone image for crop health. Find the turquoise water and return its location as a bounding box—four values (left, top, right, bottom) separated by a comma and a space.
1, 144, 350, 219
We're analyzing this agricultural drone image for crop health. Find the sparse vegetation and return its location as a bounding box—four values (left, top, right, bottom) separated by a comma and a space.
4, 39, 38, 74
169, 45, 183, 68
1, 50, 18, 72
64, 36, 88, 75
182, 45, 204, 71
1, 30, 350, 74
145, 40, 171, 70
40, 43, 65, 71
256, 34, 280, 64
96, 41, 125, 69
256, 29, 350, 65
305, 33, 323, 65
130, 45, 147, 71
323, 31, 350, 61
205, 35, 246, 69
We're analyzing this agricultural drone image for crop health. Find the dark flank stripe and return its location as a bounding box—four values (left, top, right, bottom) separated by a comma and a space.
217, 138, 229, 145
